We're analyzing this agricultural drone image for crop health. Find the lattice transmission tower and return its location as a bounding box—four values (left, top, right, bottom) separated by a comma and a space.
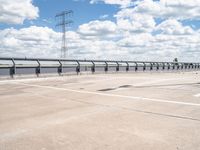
55, 10, 73, 58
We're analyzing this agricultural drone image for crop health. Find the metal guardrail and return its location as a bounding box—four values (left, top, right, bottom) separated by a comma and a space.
0, 57, 199, 78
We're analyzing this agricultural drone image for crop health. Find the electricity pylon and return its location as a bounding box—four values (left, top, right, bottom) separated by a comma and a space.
56, 10, 73, 58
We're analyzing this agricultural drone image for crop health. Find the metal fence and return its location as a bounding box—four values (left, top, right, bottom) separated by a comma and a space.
0, 57, 199, 78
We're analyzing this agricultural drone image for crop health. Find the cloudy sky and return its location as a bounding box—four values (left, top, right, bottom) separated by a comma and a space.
0, 0, 200, 62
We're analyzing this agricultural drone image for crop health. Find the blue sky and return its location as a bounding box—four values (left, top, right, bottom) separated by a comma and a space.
0, 0, 200, 62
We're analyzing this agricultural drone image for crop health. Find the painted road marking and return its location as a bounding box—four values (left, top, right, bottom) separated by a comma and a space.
194, 93, 200, 97
13, 82, 200, 107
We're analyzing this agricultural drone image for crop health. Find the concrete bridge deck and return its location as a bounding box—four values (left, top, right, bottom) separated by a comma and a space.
0, 72, 200, 150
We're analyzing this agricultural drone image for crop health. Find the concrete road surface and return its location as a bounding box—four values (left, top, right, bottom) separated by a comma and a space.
0, 72, 200, 150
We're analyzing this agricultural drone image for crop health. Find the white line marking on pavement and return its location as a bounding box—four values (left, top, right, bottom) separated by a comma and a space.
194, 93, 200, 97
14, 82, 200, 107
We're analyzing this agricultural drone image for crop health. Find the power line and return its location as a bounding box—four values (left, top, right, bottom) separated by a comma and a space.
55, 10, 73, 58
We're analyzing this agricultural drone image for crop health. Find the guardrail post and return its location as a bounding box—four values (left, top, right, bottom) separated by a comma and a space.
156, 63, 159, 71
142, 62, 146, 71
185, 64, 187, 69
76, 60, 80, 74
172, 63, 175, 70
105, 62, 108, 72
167, 63, 170, 70
180, 63, 183, 70
177, 63, 180, 70
135, 62, 138, 71
162, 63, 165, 70
10, 58, 16, 78
116, 62, 119, 72
150, 63, 153, 71
126, 62, 129, 72
58, 60, 63, 75
188, 64, 191, 69
91, 61, 95, 73
36, 59, 41, 77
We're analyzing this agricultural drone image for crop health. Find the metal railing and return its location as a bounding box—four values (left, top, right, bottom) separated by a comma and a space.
0, 57, 199, 78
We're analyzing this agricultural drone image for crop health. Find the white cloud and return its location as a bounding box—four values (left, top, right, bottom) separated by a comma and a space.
75, 16, 200, 61
156, 19, 194, 35
0, 0, 39, 24
1, 19, 200, 62
117, 33, 153, 48
77, 20, 117, 39
90, 0, 200, 20
90, 0, 135, 8
134, 0, 200, 20
99, 14, 109, 19
0, 26, 60, 57
116, 11, 156, 33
